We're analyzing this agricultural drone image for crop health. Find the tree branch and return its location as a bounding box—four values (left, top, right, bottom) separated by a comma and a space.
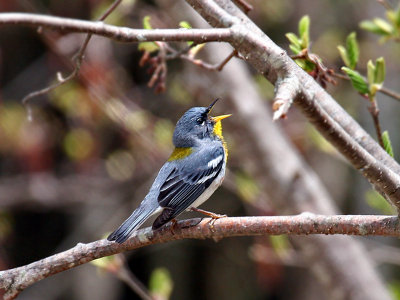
21, 0, 123, 119
0, 214, 399, 299
0, 13, 232, 43
186, 0, 400, 210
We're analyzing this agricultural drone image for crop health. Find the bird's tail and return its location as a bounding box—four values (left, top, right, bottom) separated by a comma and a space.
107, 204, 156, 243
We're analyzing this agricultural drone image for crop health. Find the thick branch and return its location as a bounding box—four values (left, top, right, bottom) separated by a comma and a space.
0, 13, 232, 43
187, 0, 400, 210
0, 215, 399, 299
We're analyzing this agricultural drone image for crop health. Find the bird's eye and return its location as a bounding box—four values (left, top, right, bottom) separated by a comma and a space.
197, 117, 205, 125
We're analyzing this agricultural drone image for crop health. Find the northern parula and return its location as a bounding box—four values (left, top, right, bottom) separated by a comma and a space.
107, 99, 231, 243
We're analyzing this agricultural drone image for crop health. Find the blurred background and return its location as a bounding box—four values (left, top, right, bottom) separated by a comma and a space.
1, 0, 400, 299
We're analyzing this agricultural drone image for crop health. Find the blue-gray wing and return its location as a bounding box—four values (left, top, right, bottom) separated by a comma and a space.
153, 146, 224, 228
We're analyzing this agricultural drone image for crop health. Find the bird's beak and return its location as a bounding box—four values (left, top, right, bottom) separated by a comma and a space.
206, 98, 220, 113
212, 114, 232, 122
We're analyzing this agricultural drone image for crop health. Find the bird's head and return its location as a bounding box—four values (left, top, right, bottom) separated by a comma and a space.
172, 99, 231, 147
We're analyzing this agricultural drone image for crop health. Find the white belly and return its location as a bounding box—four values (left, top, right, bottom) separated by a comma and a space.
188, 164, 226, 210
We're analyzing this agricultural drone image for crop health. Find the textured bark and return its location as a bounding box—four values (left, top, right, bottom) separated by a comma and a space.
0, 215, 398, 299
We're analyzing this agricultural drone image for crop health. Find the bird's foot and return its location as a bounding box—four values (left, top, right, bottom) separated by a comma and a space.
169, 218, 178, 235
190, 207, 227, 219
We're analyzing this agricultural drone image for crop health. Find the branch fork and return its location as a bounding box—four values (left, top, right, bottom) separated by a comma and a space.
272, 75, 300, 120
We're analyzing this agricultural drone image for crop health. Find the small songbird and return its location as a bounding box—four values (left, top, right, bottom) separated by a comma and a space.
107, 99, 231, 243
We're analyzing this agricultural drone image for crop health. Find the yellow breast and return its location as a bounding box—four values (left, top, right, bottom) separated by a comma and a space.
213, 120, 228, 161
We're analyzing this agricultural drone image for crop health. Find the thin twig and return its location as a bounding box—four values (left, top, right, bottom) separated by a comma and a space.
116, 256, 153, 300
180, 49, 238, 71
332, 72, 400, 101
368, 97, 385, 148
20, 0, 123, 119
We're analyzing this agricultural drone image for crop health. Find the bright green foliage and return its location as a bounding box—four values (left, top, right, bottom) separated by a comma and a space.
341, 67, 369, 94
367, 60, 376, 86
382, 130, 394, 158
338, 32, 359, 69
286, 15, 317, 72
149, 268, 174, 300
143, 16, 153, 29
298, 15, 310, 49
286, 15, 310, 53
366, 57, 386, 96
360, 5, 400, 42
374, 57, 386, 84
138, 16, 159, 53
179, 21, 192, 29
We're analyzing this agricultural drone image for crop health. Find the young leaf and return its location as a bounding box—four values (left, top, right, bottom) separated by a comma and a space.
373, 18, 393, 34
289, 44, 301, 55
374, 57, 386, 84
138, 42, 159, 53
286, 33, 301, 48
298, 15, 310, 48
337, 45, 350, 68
346, 32, 359, 69
143, 16, 153, 30
360, 20, 389, 35
382, 130, 394, 157
367, 60, 376, 85
179, 21, 192, 29
342, 67, 369, 94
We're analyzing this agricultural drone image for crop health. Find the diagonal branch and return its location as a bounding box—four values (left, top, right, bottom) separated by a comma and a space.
0, 214, 399, 299
186, 0, 400, 210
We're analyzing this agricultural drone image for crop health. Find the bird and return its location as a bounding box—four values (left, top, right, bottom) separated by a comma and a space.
107, 99, 231, 243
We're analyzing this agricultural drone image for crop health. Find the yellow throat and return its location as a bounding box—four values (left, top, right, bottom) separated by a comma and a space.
212, 114, 231, 161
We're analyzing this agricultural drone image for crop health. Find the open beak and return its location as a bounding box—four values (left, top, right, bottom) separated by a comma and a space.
212, 114, 232, 122
206, 98, 220, 114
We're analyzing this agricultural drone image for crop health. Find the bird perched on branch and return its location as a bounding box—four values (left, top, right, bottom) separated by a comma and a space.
107, 99, 231, 243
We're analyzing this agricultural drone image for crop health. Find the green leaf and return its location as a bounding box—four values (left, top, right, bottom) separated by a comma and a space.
346, 32, 359, 69
337, 45, 350, 68
342, 67, 369, 94
373, 18, 393, 34
360, 20, 389, 35
382, 130, 394, 157
374, 57, 386, 84
367, 60, 376, 85
289, 43, 302, 55
143, 15, 153, 30
298, 15, 310, 48
179, 21, 192, 29
149, 268, 173, 299
286, 33, 301, 48
138, 41, 159, 53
